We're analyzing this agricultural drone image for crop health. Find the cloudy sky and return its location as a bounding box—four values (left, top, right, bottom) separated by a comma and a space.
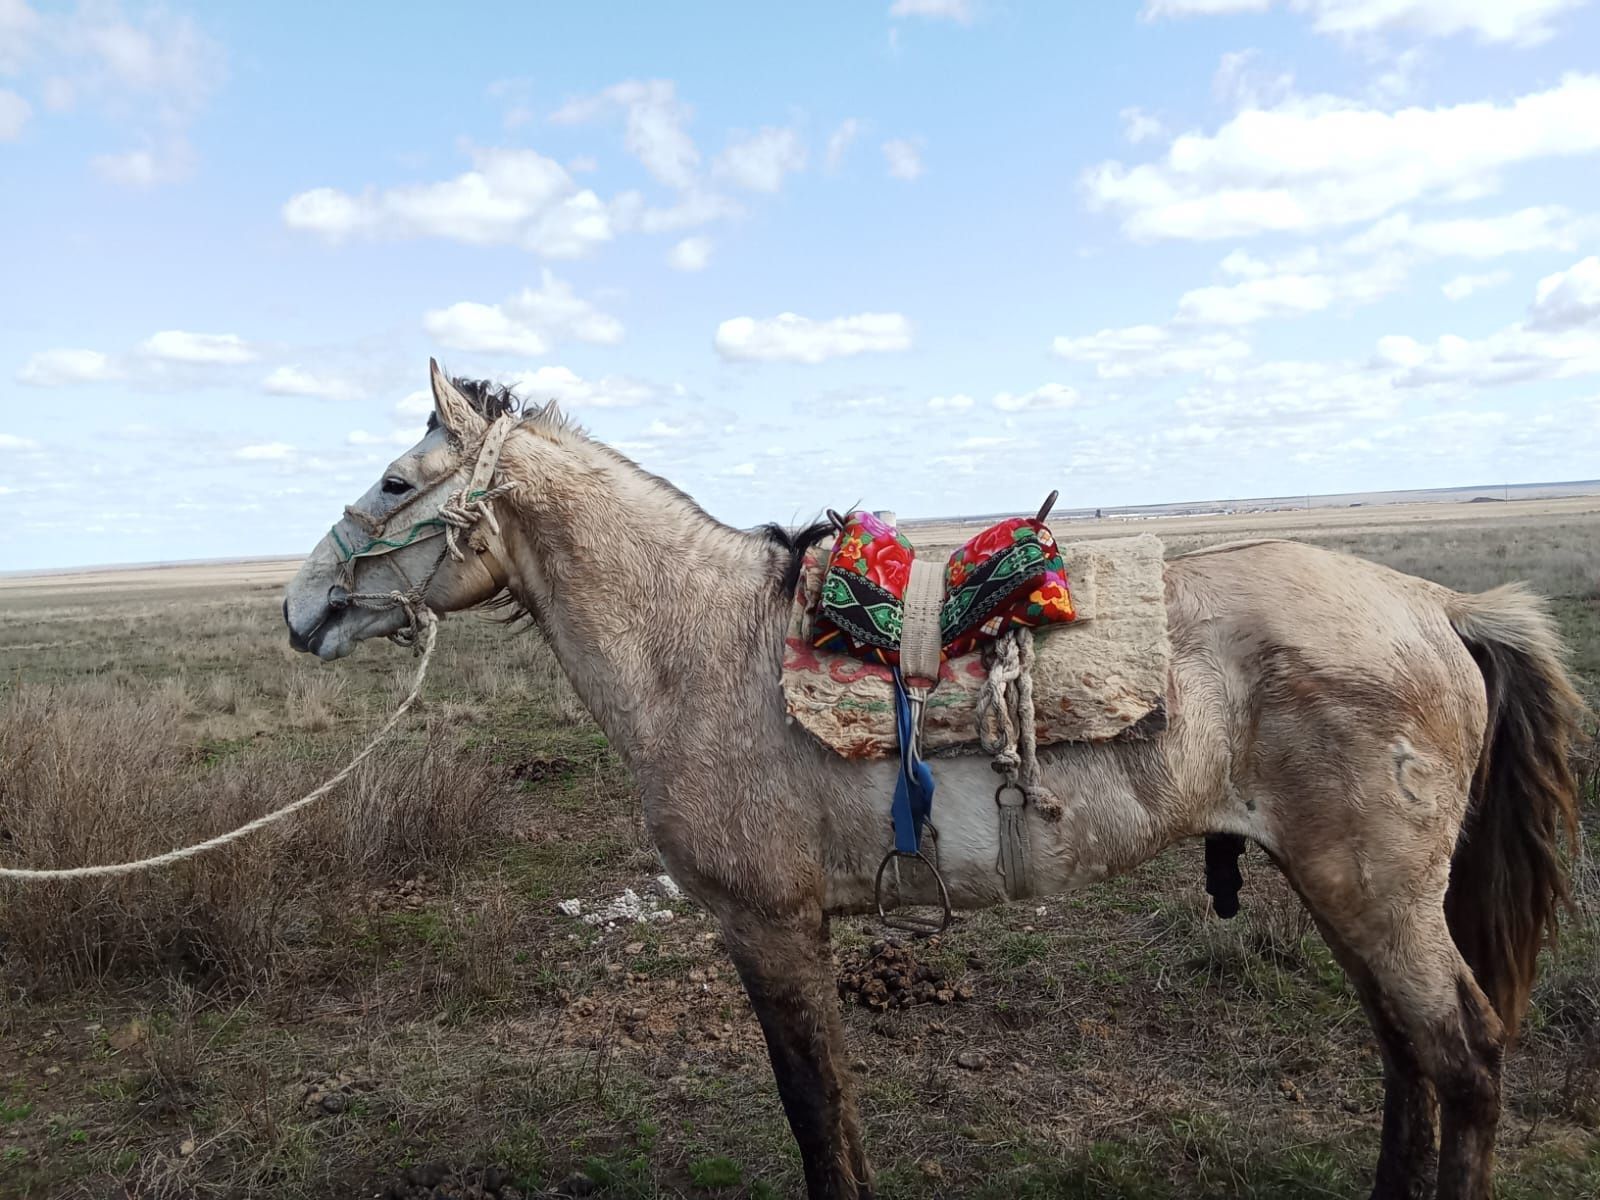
3, 1, 1599, 570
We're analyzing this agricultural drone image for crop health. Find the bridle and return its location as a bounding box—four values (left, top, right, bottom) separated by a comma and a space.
328, 414, 519, 649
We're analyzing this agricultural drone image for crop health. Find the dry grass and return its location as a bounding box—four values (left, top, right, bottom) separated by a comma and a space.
0, 677, 512, 997
0, 510, 1596, 1199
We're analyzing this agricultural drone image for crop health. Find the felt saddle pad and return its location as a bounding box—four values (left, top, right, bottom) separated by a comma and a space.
782, 533, 1171, 760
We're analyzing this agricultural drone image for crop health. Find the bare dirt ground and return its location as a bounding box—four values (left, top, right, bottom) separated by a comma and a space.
1, 501, 1597, 1199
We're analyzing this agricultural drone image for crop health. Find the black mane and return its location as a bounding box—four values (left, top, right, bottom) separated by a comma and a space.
767, 520, 834, 597
426, 376, 524, 432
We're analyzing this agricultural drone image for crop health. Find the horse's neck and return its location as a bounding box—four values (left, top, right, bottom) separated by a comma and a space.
499, 437, 782, 759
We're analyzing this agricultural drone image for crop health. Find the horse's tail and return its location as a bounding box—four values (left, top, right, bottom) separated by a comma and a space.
1445, 583, 1586, 1037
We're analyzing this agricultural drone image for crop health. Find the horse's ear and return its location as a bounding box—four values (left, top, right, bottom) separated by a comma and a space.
429, 358, 487, 439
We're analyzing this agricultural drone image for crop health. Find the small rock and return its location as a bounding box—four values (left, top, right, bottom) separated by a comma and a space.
850, 1058, 869, 1073
624, 941, 644, 955
652, 873, 684, 900
108, 1020, 147, 1053
556, 899, 583, 917
956, 1049, 988, 1071
179, 1137, 196, 1157
320, 1093, 348, 1114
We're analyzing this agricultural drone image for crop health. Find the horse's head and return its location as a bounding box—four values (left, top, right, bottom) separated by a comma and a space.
283, 360, 515, 659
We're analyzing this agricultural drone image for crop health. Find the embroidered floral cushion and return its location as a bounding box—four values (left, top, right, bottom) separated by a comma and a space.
812, 510, 1075, 666
941, 516, 1076, 657
812, 511, 915, 664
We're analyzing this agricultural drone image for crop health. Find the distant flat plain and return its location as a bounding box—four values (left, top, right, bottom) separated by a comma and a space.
4, 483, 1597, 598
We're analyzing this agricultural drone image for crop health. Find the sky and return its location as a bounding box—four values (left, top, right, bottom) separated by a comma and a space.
2, 0, 1599, 571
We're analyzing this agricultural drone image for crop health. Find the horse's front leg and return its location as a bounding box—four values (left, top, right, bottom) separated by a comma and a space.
720, 901, 872, 1200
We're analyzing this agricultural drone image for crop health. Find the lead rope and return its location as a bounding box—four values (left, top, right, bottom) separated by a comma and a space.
0, 613, 438, 881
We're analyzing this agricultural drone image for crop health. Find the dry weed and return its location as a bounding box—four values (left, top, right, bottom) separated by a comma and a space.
0, 679, 511, 996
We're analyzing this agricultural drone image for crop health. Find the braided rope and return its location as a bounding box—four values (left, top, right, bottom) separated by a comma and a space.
976, 629, 1064, 821
0, 614, 438, 882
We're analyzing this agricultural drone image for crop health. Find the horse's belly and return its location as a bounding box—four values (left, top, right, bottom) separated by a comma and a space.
821, 756, 1134, 915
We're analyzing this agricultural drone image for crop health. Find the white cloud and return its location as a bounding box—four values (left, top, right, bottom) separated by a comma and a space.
0, 1, 40, 73
1212, 48, 1295, 110
1176, 358, 1405, 426
139, 330, 257, 365
1051, 325, 1251, 377
714, 312, 914, 363
667, 235, 713, 272
1177, 257, 1404, 324
882, 138, 925, 181
928, 393, 975, 410
424, 302, 549, 356
0, 88, 30, 140
715, 126, 807, 192
233, 442, 295, 461
347, 428, 423, 448
91, 140, 195, 187
1142, 0, 1582, 45
262, 366, 364, 401
1441, 270, 1511, 301
992, 383, 1084, 412
283, 147, 614, 257
826, 118, 861, 170
1120, 107, 1164, 145
549, 79, 700, 189
1344, 206, 1591, 259
17, 348, 122, 387
620, 187, 742, 235
395, 390, 434, 419
890, 0, 974, 21
724, 461, 757, 476
1529, 255, 1600, 331
0, 432, 39, 451
508, 365, 659, 408
1377, 257, 1600, 387
423, 270, 624, 357
1085, 74, 1600, 241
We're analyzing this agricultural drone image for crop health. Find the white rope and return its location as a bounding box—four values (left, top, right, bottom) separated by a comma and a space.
0, 614, 437, 882
976, 628, 1064, 821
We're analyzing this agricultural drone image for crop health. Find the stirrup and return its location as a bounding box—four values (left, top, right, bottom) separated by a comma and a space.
873, 846, 952, 937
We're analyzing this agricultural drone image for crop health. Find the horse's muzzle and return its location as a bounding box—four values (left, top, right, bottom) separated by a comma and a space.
284, 598, 313, 653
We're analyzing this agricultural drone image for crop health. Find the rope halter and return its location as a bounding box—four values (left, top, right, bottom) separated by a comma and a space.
329, 414, 518, 649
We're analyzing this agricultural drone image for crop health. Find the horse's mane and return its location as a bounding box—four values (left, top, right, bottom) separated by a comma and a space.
440, 374, 831, 602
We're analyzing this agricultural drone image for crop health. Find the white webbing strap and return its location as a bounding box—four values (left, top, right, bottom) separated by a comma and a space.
899, 558, 945, 687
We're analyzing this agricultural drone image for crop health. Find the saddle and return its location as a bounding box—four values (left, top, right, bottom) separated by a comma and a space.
812, 506, 1079, 674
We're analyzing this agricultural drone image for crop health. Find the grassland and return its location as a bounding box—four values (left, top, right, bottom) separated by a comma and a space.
1, 503, 1596, 1199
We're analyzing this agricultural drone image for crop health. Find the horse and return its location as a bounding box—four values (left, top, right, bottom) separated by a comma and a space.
283, 362, 1584, 1200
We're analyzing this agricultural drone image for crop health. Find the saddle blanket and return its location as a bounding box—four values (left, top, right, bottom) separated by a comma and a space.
783, 532, 1171, 760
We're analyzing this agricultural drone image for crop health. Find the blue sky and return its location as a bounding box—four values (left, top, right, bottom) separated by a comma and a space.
2, 0, 1599, 570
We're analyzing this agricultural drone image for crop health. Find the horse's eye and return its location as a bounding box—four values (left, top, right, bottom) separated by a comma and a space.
382, 476, 412, 496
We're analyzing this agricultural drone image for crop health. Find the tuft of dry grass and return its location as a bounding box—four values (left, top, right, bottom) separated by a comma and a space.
0, 677, 511, 997
285, 667, 347, 732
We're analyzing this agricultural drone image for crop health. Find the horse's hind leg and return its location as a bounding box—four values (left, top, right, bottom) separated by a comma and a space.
720, 902, 872, 1200
1288, 874, 1505, 1200
1306, 919, 1439, 1198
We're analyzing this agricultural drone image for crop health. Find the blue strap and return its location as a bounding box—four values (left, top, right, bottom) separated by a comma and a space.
891, 668, 936, 853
